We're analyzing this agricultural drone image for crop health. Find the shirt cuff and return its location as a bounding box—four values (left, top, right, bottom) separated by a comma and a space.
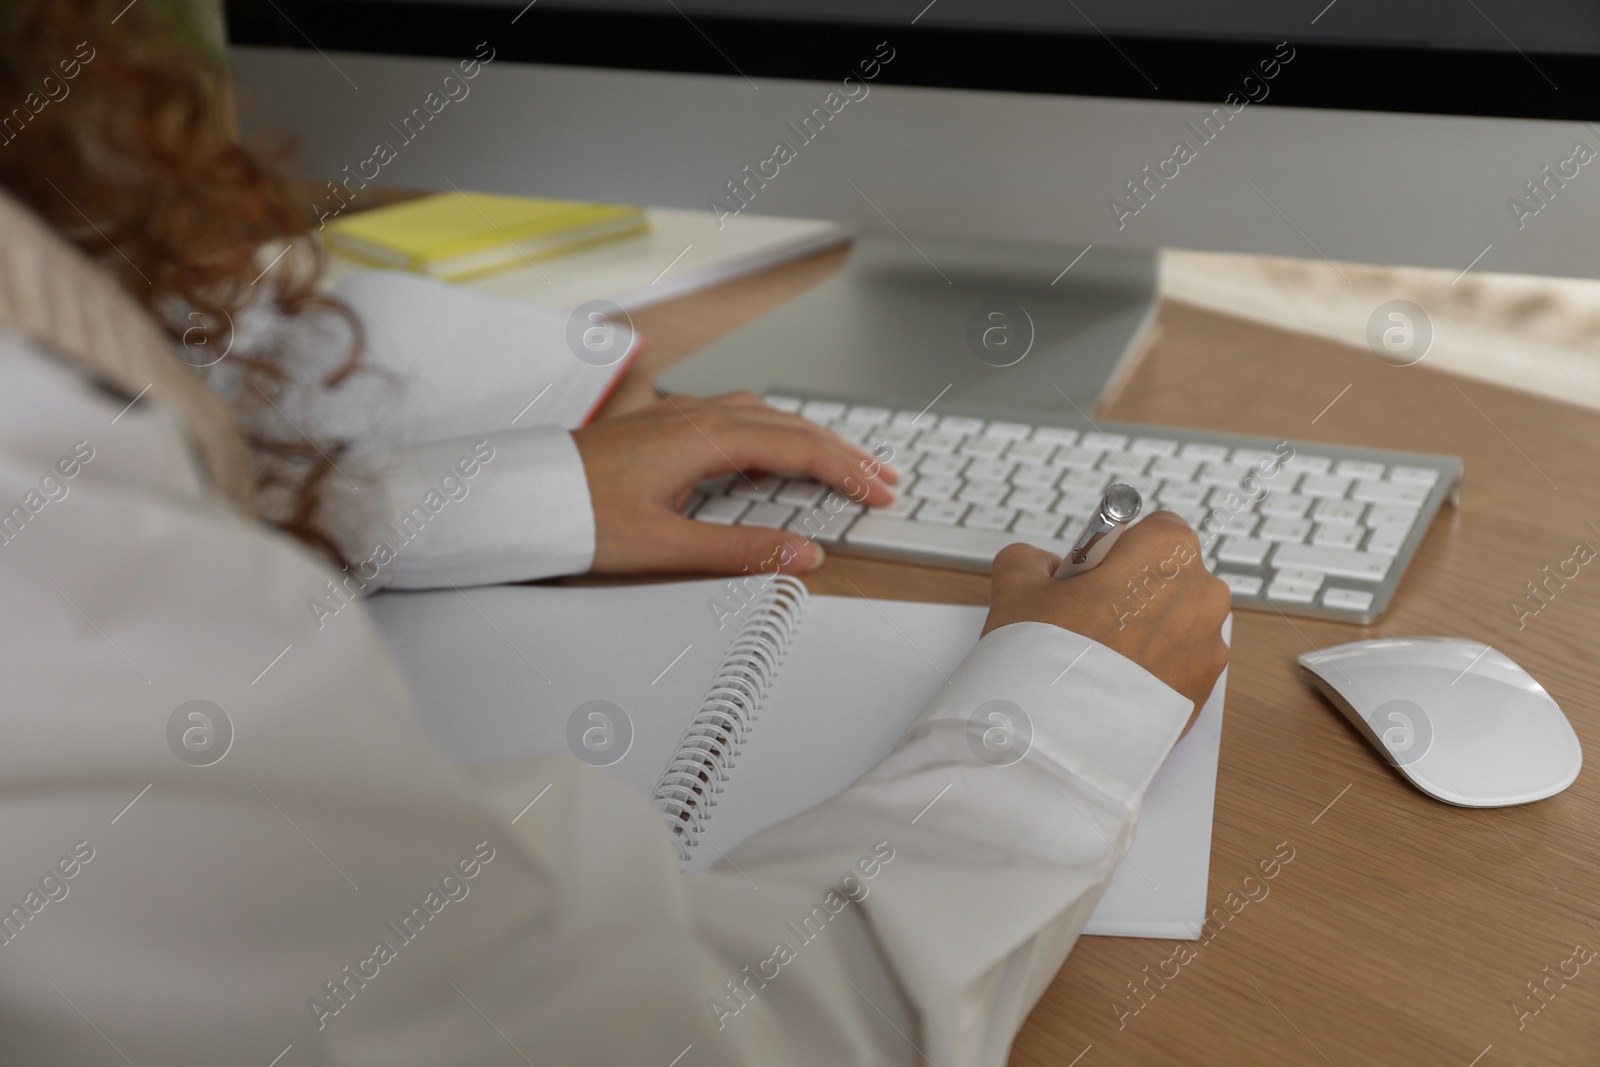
348, 426, 596, 589
913, 620, 1193, 808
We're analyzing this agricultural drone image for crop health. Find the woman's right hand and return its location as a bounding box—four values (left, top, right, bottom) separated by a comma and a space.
982, 511, 1232, 726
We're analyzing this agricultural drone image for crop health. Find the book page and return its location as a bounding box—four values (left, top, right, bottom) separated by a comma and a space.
289, 271, 638, 451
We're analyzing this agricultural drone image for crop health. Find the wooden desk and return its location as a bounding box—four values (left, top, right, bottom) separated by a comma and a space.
610, 244, 1600, 1066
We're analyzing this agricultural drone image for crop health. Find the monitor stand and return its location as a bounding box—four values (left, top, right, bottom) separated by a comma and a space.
655, 230, 1159, 417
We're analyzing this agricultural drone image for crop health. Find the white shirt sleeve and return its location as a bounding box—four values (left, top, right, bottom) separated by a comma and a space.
340, 428, 597, 590
0, 334, 1190, 1067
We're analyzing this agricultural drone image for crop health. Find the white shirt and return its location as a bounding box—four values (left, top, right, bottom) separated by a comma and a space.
0, 329, 1191, 1066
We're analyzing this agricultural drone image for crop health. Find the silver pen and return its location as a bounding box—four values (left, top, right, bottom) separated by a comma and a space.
1053, 484, 1142, 579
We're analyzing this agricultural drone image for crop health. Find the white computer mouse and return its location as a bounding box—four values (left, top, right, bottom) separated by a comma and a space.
1298, 637, 1582, 807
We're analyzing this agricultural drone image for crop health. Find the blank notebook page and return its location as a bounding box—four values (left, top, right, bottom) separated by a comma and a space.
694, 595, 1229, 939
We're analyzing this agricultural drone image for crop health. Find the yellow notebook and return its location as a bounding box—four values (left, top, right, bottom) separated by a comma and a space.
325, 192, 648, 282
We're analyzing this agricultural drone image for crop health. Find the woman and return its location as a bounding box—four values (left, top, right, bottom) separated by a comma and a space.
0, 2, 1230, 1064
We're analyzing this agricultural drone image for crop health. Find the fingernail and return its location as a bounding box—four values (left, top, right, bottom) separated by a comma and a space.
778, 536, 824, 574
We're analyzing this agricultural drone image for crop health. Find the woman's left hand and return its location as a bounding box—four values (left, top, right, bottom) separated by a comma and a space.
570, 391, 899, 576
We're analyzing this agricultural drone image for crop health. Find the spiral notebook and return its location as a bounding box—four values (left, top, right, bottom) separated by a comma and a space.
368, 576, 1228, 939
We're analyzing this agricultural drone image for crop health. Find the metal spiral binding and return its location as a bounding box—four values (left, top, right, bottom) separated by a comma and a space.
653, 574, 808, 860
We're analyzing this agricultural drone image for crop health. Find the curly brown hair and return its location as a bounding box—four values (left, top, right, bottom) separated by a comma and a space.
0, 0, 360, 564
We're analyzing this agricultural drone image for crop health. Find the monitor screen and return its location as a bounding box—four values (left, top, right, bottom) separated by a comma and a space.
229, 0, 1600, 120
531, 0, 1600, 56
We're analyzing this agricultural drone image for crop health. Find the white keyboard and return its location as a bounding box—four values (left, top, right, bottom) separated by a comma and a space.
685, 390, 1463, 623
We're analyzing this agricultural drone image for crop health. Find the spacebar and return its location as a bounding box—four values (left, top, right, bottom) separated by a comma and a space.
844, 516, 1074, 565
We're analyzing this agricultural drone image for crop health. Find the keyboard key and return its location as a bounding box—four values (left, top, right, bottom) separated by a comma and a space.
869, 495, 919, 518
846, 514, 1070, 565
1012, 511, 1063, 538
740, 502, 797, 528
1389, 465, 1440, 487
1101, 453, 1150, 477
1198, 462, 1253, 487
1081, 431, 1128, 450
764, 395, 802, 413
1266, 470, 1303, 493
1055, 487, 1106, 514
957, 482, 1009, 506
909, 475, 961, 499
1058, 515, 1086, 540
1259, 517, 1312, 542
774, 479, 828, 508
1272, 544, 1394, 582
844, 405, 892, 425
1366, 524, 1408, 555
939, 415, 985, 435
1351, 480, 1429, 506
1266, 580, 1318, 604
1006, 487, 1057, 512
1206, 511, 1259, 538
964, 459, 1015, 483
891, 409, 927, 427
787, 506, 859, 542
1232, 447, 1282, 468
1336, 459, 1386, 481
680, 491, 707, 517
1312, 498, 1366, 524
964, 505, 1017, 531
916, 499, 968, 525
984, 421, 1031, 439
1218, 572, 1263, 597
1273, 567, 1325, 590
1259, 492, 1313, 518
1150, 456, 1202, 480
1131, 436, 1180, 457
1323, 587, 1375, 612
1032, 426, 1081, 446
1054, 446, 1103, 470
916, 453, 968, 478
914, 430, 963, 454
1312, 523, 1364, 550
1300, 474, 1353, 498
1158, 481, 1208, 507
960, 435, 1008, 459
1217, 537, 1271, 566
1007, 440, 1055, 463
1011, 463, 1059, 487
800, 400, 847, 424
1206, 484, 1253, 508
1181, 442, 1230, 463
694, 496, 750, 524
1059, 468, 1111, 493
876, 424, 919, 445
1365, 505, 1420, 529
1284, 454, 1332, 475
730, 474, 785, 500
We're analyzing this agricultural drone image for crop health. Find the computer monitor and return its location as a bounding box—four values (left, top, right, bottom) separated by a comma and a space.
226, 1, 1600, 410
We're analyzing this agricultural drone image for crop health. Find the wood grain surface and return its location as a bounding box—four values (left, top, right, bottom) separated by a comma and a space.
607, 245, 1600, 1067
